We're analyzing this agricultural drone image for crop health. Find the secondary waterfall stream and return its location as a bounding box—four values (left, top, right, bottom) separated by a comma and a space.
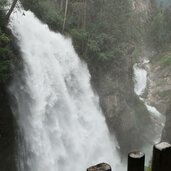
9, 4, 123, 171
133, 59, 165, 163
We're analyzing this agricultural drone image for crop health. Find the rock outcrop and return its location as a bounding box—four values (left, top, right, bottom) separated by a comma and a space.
87, 163, 111, 171
86, 0, 154, 157
145, 51, 171, 142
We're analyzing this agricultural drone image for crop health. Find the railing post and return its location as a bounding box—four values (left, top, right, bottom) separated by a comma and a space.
152, 142, 171, 171
87, 163, 111, 171
127, 151, 145, 171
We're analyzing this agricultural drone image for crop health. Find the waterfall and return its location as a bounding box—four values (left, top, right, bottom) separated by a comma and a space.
9, 4, 123, 171
133, 59, 165, 131
133, 59, 165, 163
133, 59, 165, 139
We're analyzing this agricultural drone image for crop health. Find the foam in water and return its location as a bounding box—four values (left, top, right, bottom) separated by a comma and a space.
9, 4, 123, 171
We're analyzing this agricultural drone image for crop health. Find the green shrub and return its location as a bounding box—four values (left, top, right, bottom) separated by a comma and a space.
0, 33, 10, 45
159, 53, 171, 66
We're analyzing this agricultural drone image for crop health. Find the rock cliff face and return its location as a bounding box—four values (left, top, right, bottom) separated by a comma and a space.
0, 83, 16, 171
88, 53, 153, 157
146, 56, 171, 114
130, 0, 171, 144
85, 0, 154, 157
146, 52, 171, 143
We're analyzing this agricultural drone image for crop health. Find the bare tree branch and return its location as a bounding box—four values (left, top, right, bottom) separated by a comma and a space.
6, 0, 18, 21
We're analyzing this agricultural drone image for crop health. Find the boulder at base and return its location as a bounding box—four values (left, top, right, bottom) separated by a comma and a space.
87, 163, 111, 171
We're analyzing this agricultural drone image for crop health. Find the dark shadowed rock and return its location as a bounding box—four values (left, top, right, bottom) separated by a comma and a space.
0, 83, 16, 171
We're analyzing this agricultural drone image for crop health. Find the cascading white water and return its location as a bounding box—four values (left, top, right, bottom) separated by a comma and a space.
133, 59, 165, 124
133, 59, 149, 96
9, 4, 123, 171
134, 65, 147, 96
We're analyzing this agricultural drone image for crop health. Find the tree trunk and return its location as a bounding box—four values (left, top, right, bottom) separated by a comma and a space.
6, 0, 18, 21
62, 0, 69, 32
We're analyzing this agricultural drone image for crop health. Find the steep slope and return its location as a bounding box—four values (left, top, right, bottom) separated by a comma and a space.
147, 51, 171, 143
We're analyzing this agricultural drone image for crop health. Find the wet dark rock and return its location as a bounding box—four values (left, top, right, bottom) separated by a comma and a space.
87, 163, 111, 171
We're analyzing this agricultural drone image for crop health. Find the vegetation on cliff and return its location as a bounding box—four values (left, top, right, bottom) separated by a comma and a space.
1, 0, 164, 83
1, 0, 170, 91
148, 5, 171, 106
0, 0, 19, 84
21, 0, 134, 61
149, 3, 171, 50
0, 2, 18, 171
